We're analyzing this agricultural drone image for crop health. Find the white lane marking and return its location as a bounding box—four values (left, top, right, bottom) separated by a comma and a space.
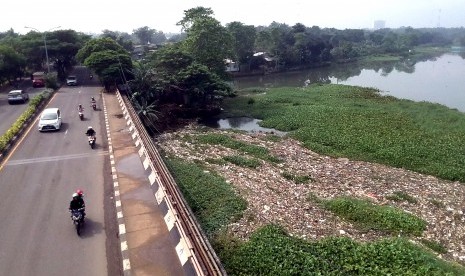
5, 151, 109, 166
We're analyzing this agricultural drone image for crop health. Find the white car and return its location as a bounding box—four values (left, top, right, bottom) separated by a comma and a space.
66, 76, 78, 86
38, 108, 62, 131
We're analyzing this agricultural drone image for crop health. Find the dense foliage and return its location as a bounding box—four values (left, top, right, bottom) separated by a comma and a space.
76, 37, 133, 91
0, 29, 90, 83
163, 157, 247, 237
220, 224, 464, 275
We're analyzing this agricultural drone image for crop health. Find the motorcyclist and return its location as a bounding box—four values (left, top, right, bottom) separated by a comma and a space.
78, 104, 84, 112
86, 126, 96, 137
76, 189, 86, 217
69, 192, 85, 218
91, 97, 97, 109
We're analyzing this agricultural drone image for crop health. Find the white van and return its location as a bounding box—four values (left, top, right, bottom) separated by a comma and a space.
38, 108, 62, 131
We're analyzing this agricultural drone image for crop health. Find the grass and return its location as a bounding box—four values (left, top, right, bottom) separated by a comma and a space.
163, 157, 247, 237
281, 171, 313, 184
195, 133, 282, 163
162, 82, 465, 274
420, 239, 448, 254
386, 191, 418, 204
219, 224, 465, 276
321, 196, 427, 236
222, 84, 465, 182
223, 155, 261, 169
163, 137, 463, 276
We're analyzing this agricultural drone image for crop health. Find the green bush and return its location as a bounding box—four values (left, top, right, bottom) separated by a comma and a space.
0, 91, 52, 152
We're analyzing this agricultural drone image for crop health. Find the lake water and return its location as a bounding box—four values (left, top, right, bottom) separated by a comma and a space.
218, 52, 465, 133
233, 53, 465, 112
331, 54, 465, 112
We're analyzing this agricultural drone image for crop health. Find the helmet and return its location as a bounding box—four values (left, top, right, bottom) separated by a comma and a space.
91, 97, 95, 100
88, 126, 93, 129
72, 193, 79, 198
78, 104, 82, 107
76, 189, 84, 196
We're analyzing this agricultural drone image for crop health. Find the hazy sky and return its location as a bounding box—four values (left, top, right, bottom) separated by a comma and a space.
2, 0, 464, 35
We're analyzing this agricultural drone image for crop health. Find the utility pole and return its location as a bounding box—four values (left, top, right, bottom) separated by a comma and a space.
25, 26, 61, 73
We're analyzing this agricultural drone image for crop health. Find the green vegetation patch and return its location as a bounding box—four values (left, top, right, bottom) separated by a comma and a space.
221, 84, 465, 182
220, 224, 464, 276
195, 133, 281, 163
420, 239, 448, 254
281, 171, 313, 184
223, 155, 261, 169
322, 196, 426, 235
163, 157, 246, 237
386, 191, 418, 204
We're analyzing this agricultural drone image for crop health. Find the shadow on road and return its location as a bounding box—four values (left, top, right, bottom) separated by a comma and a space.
78, 217, 104, 238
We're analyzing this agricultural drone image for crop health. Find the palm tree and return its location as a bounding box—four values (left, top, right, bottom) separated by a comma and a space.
130, 92, 160, 134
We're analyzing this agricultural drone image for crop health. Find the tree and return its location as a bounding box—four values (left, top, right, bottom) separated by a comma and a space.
77, 38, 133, 91
226, 22, 256, 64
101, 30, 134, 52
130, 91, 161, 134
133, 26, 156, 45
47, 29, 90, 79
177, 6, 214, 31
182, 15, 233, 76
0, 44, 26, 84
148, 44, 233, 106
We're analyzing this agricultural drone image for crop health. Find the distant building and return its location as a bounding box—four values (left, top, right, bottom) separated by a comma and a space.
224, 59, 239, 72
373, 20, 386, 30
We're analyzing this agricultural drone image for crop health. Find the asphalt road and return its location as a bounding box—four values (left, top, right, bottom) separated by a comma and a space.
0, 83, 46, 135
0, 67, 122, 276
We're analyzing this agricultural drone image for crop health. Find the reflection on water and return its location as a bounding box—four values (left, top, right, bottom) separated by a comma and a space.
232, 52, 465, 112
200, 117, 287, 136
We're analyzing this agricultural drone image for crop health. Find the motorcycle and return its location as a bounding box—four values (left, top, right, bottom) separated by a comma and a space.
91, 102, 97, 110
89, 74, 93, 79
79, 111, 84, 120
70, 208, 85, 236
87, 135, 96, 149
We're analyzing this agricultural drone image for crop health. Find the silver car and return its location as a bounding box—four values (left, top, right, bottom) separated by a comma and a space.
66, 76, 78, 86
8, 90, 29, 104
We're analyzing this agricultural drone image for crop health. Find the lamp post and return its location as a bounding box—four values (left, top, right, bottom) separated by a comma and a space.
25, 26, 61, 73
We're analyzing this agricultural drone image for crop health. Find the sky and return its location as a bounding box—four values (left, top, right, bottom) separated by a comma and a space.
2, 0, 464, 35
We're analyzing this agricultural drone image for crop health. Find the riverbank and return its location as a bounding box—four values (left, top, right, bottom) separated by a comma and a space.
157, 124, 465, 274
155, 84, 465, 274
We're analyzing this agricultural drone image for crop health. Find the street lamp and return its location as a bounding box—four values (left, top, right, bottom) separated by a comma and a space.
25, 26, 61, 73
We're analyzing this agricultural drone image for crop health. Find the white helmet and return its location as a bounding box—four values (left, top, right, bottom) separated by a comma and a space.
72, 193, 79, 198
88, 126, 92, 129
